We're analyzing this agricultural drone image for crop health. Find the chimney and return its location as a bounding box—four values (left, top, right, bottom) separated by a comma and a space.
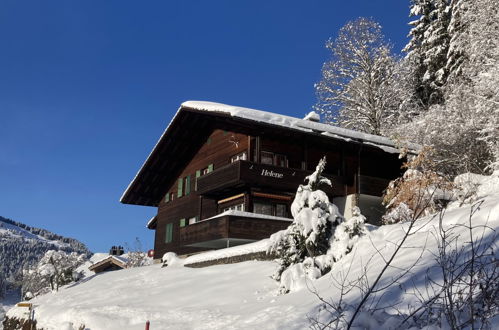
303, 111, 320, 122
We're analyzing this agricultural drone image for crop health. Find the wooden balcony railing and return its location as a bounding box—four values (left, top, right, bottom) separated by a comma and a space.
197, 160, 345, 196
179, 213, 291, 246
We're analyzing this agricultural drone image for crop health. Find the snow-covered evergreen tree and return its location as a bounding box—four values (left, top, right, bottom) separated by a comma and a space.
315, 18, 403, 135
268, 157, 342, 283
267, 158, 368, 293
405, 0, 451, 108
398, 0, 498, 175
446, 0, 469, 83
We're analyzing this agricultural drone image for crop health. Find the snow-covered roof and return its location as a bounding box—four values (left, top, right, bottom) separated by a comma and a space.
88, 255, 128, 272
181, 101, 420, 152
146, 216, 157, 229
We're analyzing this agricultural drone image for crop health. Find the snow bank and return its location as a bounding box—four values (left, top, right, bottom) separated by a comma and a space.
184, 239, 270, 266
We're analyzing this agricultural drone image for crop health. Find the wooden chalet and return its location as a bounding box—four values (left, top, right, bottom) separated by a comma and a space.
88, 255, 127, 273
121, 101, 414, 259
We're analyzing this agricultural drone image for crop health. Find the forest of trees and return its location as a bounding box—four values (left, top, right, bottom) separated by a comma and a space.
0, 216, 91, 298
315, 0, 498, 177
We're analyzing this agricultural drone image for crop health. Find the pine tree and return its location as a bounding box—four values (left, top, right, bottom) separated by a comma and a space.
267, 157, 342, 282
446, 0, 469, 83
405, 0, 451, 107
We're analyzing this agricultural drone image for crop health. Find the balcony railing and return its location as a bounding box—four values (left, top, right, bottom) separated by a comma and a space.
179, 212, 291, 246
197, 160, 345, 196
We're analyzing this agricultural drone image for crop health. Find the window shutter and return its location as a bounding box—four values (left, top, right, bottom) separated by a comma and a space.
195, 170, 201, 191
179, 218, 186, 227
208, 164, 214, 173
185, 175, 191, 195
177, 178, 183, 197
165, 223, 173, 243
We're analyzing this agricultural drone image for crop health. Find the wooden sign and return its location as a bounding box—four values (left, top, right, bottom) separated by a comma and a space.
16, 303, 32, 308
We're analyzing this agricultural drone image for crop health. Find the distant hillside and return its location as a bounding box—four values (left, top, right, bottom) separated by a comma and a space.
0, 215, 91, 287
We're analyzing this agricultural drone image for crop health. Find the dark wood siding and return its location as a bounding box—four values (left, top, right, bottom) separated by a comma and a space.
148, 125, 404, 257
154, 129, 249, 257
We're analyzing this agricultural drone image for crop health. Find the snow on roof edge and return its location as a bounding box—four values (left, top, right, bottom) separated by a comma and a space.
181, 101, 420, 152
146, 216, 157, 228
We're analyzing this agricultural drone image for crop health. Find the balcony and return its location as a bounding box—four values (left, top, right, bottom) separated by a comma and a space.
179, 211, 292, 249
358, 175, 391, 196
196, 160, 345, 197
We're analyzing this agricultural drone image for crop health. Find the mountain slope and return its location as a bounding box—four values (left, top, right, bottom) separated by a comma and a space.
0, 216, 91, 287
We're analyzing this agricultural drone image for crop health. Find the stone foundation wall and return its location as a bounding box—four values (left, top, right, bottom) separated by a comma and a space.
184, 251, 274, 268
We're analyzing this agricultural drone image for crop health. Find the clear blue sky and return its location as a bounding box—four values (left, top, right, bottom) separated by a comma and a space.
0, 1, 411, 253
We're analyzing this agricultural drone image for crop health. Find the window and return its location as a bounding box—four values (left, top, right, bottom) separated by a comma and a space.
253, 202, 288, 217
184, 175, 191, 196
276, 204, 287, 217
275, 154, 288, 167
260, 151, 288, 167
231, 151, 247, 163
261, 151, 274, 165
188, 216, 198, 225
253, 202, 273, 215
179, 218, 186, 227
201, 163, 214, 175
165, 223, 173, 243
176, 175, 191, 197
165, 192, 170, 203
177, 178, 183, 197
222, 203, 244, 213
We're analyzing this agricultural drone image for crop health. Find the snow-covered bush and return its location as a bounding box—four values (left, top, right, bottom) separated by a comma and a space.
126, 251, 153, 268
328, 207, 368, 261
21, 250, 87, 298
269, 158, 368, 293
161, 252, 182, 267
382, 147, 453, 224
124, 238, 153, 268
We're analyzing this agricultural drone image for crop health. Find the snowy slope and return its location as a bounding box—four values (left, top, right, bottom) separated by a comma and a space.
0, 216, 90, 285
0, 216, 91, 329
6, 179, 499, 329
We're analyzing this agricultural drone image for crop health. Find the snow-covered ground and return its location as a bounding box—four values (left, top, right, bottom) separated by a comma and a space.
6, 175, 499, 329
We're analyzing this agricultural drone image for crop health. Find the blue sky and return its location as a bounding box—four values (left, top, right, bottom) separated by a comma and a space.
0, 1, 411, 252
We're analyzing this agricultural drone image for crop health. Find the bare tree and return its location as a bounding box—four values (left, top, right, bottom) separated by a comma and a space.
315, 18, 404, 135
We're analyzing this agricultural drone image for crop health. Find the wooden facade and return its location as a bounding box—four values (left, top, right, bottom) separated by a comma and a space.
121, 102, 407, 258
